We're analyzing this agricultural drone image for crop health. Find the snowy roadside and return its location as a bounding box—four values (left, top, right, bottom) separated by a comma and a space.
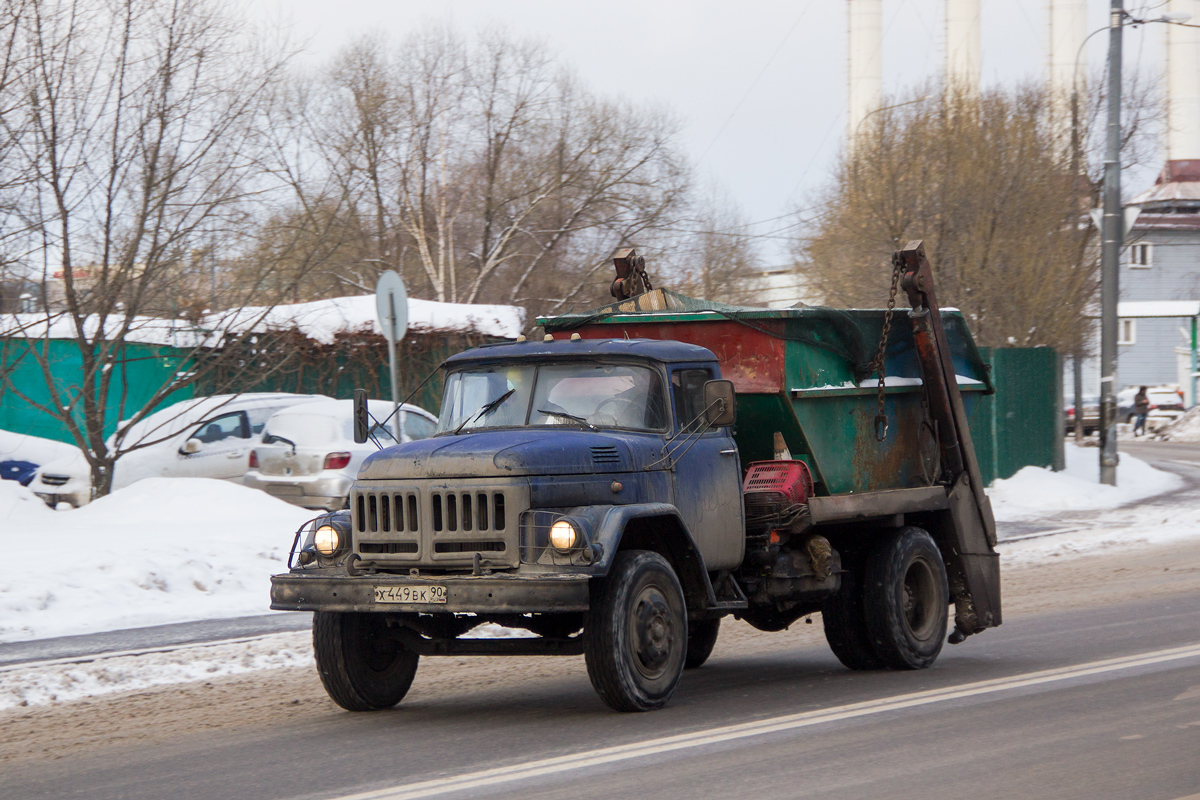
0, 478, 316, 642
1, 442, 1195, 710
987, 442, 1183, 522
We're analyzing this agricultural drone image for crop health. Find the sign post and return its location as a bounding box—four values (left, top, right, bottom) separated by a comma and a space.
375, 271, 408, 440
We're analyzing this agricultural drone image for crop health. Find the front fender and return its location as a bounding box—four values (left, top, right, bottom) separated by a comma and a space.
579, 502, 717, 611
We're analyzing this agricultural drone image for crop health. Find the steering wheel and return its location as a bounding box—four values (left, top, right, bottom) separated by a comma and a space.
594, 397, 636, 426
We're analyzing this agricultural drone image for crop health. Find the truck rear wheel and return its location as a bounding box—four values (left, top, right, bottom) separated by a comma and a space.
864, 527, 948, 670
585, 550, 687, 712
822, 553, 884, 670
313, 612, 419, 711
684, 618, 720, 669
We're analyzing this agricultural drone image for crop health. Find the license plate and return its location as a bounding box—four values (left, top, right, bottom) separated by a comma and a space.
374, 585, 448, 604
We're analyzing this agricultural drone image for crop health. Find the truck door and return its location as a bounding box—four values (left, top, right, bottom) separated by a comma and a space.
668, 366, 744, 571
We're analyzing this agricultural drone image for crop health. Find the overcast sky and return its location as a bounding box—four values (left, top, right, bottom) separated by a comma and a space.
250, 0, 1170, 264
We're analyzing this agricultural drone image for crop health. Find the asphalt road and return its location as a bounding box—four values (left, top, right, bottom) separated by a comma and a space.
4, 437, 1198, 800
5, 591, 1200, 800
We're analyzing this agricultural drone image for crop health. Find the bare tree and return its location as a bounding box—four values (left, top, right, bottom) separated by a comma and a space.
263, 26, 691, 319
796, 79, 1160, 354
0, 0, 305, 497
666, 184, 763, 305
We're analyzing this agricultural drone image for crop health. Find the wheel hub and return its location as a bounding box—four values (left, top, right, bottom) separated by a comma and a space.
630, 586, 674, 677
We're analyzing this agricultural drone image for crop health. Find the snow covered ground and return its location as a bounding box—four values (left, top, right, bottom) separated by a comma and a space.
0, 443, 1196, 710
0, 478, 315, 642
987, 443, 1182, 522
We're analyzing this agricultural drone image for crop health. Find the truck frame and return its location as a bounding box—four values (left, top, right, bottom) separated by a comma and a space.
271, 241, 1001, 712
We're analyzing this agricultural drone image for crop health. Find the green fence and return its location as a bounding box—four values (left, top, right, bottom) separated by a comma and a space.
0, 338, 194, 445
968, 346, 1061, 485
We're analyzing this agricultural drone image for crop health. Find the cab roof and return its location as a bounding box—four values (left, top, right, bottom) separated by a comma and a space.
443, 337, 716, 367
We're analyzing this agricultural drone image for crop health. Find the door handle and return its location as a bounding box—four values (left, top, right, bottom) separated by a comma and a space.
719, 449, 738, 455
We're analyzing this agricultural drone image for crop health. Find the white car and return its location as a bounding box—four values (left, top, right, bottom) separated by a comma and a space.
242, 399, 437, 511
29, 393, 331, 507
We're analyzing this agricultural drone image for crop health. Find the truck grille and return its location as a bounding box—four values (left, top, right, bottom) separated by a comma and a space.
350, 480, 524, 568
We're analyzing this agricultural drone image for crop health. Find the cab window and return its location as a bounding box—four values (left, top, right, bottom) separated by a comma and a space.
671, 368, 712, 428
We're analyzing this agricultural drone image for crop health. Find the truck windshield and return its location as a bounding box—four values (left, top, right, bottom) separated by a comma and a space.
437, 363, 666, 433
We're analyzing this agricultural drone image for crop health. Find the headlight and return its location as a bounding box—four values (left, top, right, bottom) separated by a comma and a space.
549, 520, 578, 550
314, 525, 340, 556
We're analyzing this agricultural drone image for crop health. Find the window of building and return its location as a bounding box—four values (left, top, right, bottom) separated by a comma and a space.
1118, 318, 1136, 345
1129, 243, 1152, 268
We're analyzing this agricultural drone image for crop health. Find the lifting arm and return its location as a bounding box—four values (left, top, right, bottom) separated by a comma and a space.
894, 240, 1001, 640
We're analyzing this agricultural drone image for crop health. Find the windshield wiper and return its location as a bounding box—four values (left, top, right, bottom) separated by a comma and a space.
454, 388, 516, 434
264, 434, 297, 454
538, 409, 598, 431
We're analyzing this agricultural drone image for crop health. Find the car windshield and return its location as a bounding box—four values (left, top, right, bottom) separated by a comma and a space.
436, 363, 666, 433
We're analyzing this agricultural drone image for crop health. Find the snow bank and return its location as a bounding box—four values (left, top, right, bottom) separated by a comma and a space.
0, 430, 78, 466
987, 443, 1182, 522
0, 479, 315, 642
1160, 405, 1200, 443
0, 632, 313, 709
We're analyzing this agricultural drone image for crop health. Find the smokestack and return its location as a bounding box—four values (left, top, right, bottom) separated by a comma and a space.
1167, 0, 1200, 162
847, 0, 883, 142
1048, 0, 1087, 103
945, 0, 981, 93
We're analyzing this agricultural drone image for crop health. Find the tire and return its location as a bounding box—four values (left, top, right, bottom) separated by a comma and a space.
822, 552, 884, 670
585, 550, 688, 712
863, 527, 949, 670
684, 618, 720, 669
313, 612, 419, 711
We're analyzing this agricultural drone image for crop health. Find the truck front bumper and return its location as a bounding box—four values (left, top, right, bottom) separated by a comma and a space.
270, 571, 591, 614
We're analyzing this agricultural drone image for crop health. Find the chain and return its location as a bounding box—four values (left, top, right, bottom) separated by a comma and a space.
871, 253, 904, 441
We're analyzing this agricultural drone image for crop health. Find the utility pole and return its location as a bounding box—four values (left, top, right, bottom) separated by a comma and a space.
1098, 0, 1124, 486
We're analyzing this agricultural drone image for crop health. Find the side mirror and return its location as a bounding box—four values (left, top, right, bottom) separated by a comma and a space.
181, 438, 201, 454
704, 380, 736, 427
353, 388, 370, 444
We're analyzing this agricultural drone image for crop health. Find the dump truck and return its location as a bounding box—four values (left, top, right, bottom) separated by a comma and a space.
270, 241, 1001, 713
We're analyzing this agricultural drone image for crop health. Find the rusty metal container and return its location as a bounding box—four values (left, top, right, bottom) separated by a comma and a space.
541, 290, 992, 496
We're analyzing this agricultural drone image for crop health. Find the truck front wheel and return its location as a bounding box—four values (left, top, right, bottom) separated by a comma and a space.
863, 527, 949, 670
585, 550, 688, 712
313, 612, 419, 711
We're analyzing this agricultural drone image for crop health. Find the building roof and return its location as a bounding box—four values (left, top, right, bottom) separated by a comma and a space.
1130, 160, 1200, 231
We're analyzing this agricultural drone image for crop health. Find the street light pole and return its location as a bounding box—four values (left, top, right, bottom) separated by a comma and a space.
1098, 0, 1124, 486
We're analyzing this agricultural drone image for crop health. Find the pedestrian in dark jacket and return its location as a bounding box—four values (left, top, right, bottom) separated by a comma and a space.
1133, 386, 1150, 437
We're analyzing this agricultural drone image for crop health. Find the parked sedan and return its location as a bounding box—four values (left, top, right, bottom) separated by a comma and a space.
28, 393, 330, 507
242, 399, 437, 511
1064, 395, 1101, 435
1117, 386, 1187, 426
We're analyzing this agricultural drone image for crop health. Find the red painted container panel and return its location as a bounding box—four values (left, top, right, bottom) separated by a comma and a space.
571, 320, 786, 394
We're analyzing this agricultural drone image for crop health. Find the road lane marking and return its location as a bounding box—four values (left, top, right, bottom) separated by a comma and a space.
331, 642, 1200, 800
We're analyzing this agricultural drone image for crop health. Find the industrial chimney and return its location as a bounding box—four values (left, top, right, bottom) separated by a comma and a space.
945, 0, 981, 93
1167, 0, 1200, 163
1048, 0, 1087, 114
847, 0, 883, 143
